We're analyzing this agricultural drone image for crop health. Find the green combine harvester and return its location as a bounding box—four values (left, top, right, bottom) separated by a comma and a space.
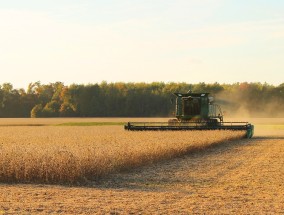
124, 91, 254, 138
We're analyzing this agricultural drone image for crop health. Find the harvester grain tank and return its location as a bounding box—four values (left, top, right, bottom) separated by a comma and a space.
124, 91, 254, 138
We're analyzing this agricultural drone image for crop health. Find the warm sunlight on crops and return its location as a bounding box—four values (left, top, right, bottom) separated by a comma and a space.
0, 126, 245, 184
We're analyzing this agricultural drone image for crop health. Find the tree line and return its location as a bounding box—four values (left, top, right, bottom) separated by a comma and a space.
0, 81, 283, 118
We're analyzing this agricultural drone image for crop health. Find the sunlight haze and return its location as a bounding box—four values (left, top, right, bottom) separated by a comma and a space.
0, 0, 283, 89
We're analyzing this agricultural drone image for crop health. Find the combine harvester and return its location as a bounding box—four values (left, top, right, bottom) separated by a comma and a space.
125, 91, 254, 138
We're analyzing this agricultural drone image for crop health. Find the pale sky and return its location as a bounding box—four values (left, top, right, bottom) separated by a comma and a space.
0, 0, 284, 89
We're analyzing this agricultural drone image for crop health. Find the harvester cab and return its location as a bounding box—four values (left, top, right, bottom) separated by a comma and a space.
125, 91, 254, 138
173, 92, 223, 125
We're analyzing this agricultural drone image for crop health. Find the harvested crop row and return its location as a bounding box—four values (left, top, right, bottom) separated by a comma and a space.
0, 126, 245, 184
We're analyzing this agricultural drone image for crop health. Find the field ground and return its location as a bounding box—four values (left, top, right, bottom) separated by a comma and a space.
0, 117, 283, 125
0, 118, 284, 214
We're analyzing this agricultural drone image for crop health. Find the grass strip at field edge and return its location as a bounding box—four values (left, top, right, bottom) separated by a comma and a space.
0, 124, 47, 126
257, 124, 284, 129
55, 122, 125, 126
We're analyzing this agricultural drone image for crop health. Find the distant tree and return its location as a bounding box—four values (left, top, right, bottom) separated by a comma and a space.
59, 102, 77, 117
2, 83, 13, 93
42, 101, 60, 117
31, 104, 43, 118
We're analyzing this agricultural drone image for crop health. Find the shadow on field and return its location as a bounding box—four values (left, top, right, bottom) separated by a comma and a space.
253, 136, 284, 140
94, 138, 256, 192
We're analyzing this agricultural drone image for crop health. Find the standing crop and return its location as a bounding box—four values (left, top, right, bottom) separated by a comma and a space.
0, 126, 245, 184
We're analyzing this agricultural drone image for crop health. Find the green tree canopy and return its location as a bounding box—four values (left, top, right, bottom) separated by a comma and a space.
0, 81, 283, 118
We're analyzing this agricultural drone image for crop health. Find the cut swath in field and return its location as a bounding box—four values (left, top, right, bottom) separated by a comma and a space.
0, 126, 246, 184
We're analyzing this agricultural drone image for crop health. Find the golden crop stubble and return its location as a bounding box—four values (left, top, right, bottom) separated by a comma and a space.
0, 126, 245, 184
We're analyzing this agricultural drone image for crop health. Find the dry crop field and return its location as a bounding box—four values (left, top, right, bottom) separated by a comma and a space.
0, 126, 244, 184
0, 118, 283, 214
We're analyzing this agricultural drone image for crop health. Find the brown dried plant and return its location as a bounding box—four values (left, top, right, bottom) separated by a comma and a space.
0, 126, 245, 184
